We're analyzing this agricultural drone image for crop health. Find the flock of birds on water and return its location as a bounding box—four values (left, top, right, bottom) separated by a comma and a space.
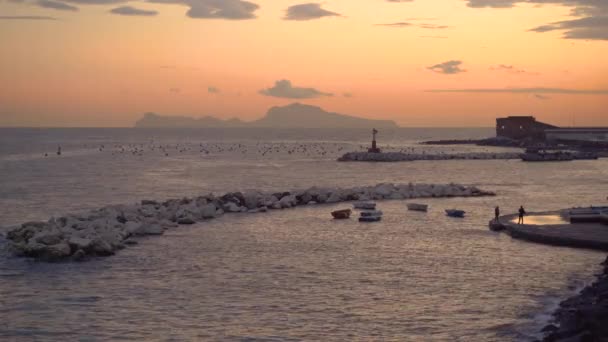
42, 140, 496, 160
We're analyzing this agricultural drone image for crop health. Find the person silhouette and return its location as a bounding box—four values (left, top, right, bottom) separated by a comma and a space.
494, 206, 500, 222
518, 205, 526, 224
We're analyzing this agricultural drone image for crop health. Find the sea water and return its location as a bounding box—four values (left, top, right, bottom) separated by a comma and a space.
1, 127, 606, 341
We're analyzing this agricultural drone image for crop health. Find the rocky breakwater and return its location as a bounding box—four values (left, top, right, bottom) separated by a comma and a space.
3, 183, 494, 262
542, 256, 608, 341
338, 151, 520, 162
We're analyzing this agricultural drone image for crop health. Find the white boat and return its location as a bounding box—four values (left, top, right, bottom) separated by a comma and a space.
353, 201, 376, 210
407, 203, 428, 212
358, 209, 383, 222
360, 210, 383, 217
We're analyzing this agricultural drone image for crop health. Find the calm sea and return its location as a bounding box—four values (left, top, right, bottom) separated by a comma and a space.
1, 127, 607, 341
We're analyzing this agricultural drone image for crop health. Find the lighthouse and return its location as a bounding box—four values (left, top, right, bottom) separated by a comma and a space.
368, 128, 381, 153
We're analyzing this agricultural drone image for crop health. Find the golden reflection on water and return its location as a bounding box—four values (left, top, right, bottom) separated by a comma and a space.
510, 215, 570, 225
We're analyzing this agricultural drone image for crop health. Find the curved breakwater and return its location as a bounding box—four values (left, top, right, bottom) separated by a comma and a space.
338, 151, 521, 162
3, 182, 494, 262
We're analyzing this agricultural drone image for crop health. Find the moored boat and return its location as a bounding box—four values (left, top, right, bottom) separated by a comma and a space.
520, 148, 574, 162
358, 209, 383, 222
601, 212, 608, 225
353, 201, 376, 210
446, 209, 466, 218
360, 210, 383, 217
331, 209, 351, 219
407, 203, 428, 212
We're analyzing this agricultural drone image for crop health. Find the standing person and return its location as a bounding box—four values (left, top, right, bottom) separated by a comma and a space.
495, 206, 500, 222
518, 205, 526, 224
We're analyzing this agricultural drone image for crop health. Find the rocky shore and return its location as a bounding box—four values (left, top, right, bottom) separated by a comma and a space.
2, 183, 494, 262
338, 151, 520, 162
542, 256, 608, 341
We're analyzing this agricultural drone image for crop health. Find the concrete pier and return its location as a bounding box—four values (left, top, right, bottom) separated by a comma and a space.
490, 210, 608, 251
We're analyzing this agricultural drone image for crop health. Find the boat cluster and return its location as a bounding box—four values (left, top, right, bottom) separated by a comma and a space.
3, 182, 493, 262
338, 151, 521, 162
331, 201, 466, 222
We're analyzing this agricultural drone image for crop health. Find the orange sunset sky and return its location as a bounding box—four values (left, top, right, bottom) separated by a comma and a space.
0, 0, 607, 127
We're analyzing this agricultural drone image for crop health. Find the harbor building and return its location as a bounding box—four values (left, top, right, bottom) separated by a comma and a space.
496, 116, 608, 143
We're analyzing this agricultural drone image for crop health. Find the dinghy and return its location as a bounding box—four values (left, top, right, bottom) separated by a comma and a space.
407, 203, 428, 212
358, 210, 383, 222
331, 209, 351, 219
353, 201, 376, 210
445, 209, 466, 218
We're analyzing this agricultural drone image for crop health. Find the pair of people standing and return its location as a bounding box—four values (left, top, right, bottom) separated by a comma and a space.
494, 205, 526, 224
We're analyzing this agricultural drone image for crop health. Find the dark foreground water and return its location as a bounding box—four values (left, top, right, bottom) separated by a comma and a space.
1, 128, 607, 341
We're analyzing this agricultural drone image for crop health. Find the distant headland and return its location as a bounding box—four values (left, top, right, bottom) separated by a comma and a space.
134, 103, 399, 129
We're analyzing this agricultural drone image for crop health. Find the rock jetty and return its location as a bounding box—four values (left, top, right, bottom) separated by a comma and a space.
4, 183, 494, 262
542, 256, 608, 341
338, 151, 520, 162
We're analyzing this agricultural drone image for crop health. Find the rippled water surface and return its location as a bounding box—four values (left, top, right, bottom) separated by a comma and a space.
1, 128, 607, 341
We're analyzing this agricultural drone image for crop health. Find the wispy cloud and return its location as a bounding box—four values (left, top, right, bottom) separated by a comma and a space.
0, 15, 58, 20
376, 21, 450, 29
36, 0, 78, 11
490, 64, 539, 75
284, 3, 341, 21
259, 79, 332, 99
464, 0, 608, 40
428, 60, 466, 74
426, 87, 608, 94
110, 6, 158, 16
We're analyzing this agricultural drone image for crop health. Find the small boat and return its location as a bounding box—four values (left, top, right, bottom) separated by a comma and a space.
331, 209, 351, 219
407, 203, 428, 212
601, 211, 608, 225
520, 148, 573, 162
360, 210, 383, 217
353, 201, 376, 210
358, 209, 383, 222
359, 216, 382, 222
445, 209, 466, 218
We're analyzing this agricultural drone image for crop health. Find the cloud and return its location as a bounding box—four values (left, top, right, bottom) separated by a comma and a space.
284, 3, 341, 21
376, 21, 450, 29
490, 64, 539, 75
169, 88, 180, 93
463, 0, 608, 40
259, 80, 332, 99
0, 15, 57, 20
60, 0, 127, 4
427, 60, 466, 74
426, 87, 608, 94
208, 86, 220, 93
376, 22, 412, 27
530, 16, 608, 40
343, 92, 353, 98
110, 6, 158, 16
465, 0, 518, 8
36, 0, 78, 11
418, 24, 449, 29
183, 0, 259, 19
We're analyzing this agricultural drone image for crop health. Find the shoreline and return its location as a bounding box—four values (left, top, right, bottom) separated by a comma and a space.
489, 209, 608, 340
3, 182, 494, 262
541, 256, 608, 341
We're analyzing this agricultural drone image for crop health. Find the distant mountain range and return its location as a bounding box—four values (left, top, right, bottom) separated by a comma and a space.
134, 103, 399, 128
